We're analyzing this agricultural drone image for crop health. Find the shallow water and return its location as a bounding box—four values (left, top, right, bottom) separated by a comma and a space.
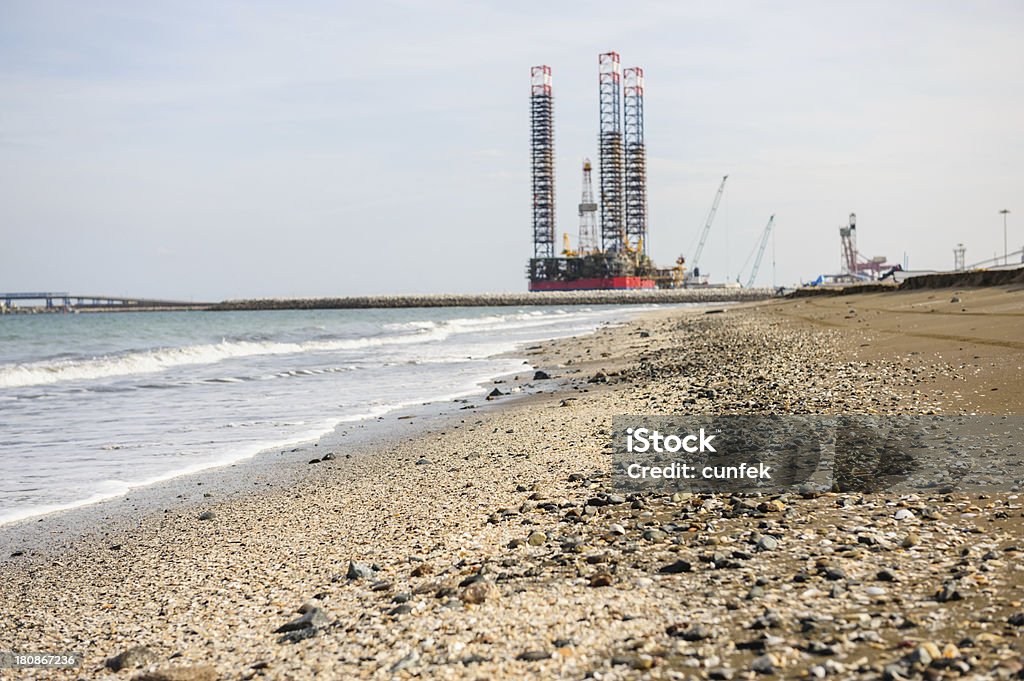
0, 305, 648, 524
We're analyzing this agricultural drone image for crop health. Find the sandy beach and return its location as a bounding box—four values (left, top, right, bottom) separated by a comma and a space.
2, 286, 1024, 680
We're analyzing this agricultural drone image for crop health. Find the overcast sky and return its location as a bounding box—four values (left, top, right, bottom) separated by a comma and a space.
1, 1, 1021, 299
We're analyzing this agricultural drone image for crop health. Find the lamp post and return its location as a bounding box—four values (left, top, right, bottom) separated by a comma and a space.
1000, 209, 1011, 265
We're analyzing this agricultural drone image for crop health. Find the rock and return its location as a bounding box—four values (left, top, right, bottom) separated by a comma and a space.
307, 458, 321, 464
487, 388, 504, 399
865, 586, 887, 597
410, 562, 432, 577
935, 581, 963, 602
460, 581, 495, 604
527, 531, 547, 546
643, 529, 667, 542
274, 607, 327, 633
668, 623, 712, 641
950, 296, 961, 303
894, 508, 915, 521
823, 567, 846, 581
197, 511, 215, 521
757, 535, 779, 551
608, 523, 626, 535
1008, 612, 1024, 626
901, 533, 919, 548
589, 572, 614, 587
909, 642, 941, 665
752, 653, 778, 674
658, 559, 692, 574
277, 627, 319, 644
415, 458, 431, 465
877, 569, 898, 582
709, 668, 734, 680
533, 370, 551, 380
517, 650, 551, 661
321, 452, 336, 461
346, 561, 374, 580
390, 651, 419, 673
106, 646, 160, 671
132, 667, 217, 681
587, 371, 607, 384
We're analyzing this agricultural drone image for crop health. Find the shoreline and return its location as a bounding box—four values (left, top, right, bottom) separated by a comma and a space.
0, 307, 658, 557
1, 288, 1022, 679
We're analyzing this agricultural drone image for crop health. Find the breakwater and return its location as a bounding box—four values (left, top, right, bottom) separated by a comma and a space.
211, 288, 777, 310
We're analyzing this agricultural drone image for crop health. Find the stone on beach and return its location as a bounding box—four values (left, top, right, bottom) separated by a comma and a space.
106, 645, 160, 671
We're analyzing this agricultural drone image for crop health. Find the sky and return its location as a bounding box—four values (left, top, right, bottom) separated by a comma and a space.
1, 0, 1021, 299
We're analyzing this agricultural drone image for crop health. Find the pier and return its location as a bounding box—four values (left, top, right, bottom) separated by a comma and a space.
0, 292, 211, 312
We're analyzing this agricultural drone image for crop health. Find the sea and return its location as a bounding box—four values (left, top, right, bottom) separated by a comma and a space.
0, 305, 648, 525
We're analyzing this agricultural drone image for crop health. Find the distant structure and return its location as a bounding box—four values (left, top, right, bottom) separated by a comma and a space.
577, 159, 599, 254
530, 65, 555, 260
954, 243, 966, 271
623, 66, 648, 255
840, 213, 858, 277
528, 53, 655, 291
527, 52, 748, 291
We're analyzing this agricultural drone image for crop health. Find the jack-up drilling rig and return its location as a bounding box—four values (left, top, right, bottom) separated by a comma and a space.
528, 53, 656, 291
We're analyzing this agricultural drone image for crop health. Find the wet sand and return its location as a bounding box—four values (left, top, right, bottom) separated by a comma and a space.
1, 288, 1022, 680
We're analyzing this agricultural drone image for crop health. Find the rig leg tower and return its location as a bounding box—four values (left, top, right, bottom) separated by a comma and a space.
598, 52, 625, 253
530, 66, 555, 261
623, 66, 648, 254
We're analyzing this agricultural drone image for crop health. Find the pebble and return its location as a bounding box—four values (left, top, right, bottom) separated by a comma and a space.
757, 535, 779, 551
658, 559, 692, 574
527, 531, 547, 546
132, 667, 217, 681
894, 508, 915, 521
346, 561, 374, 580
751, 653, 778, 674
274, 607, 328, 634
197, 511, 215, 521
105, 645, 159, 671
517, 650, 551, 662
460, 581, 495, 604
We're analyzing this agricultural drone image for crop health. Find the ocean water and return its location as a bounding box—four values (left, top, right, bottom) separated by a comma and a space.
0, 305, 646, 525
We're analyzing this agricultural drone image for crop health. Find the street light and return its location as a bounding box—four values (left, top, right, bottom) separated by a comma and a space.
1000, 209, 1011, 266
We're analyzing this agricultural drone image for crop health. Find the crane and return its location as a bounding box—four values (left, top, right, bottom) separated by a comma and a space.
739, 215, 775, 288
689, 175, 729, 276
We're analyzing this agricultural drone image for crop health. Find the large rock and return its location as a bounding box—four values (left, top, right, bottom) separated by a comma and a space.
106, 646, 160, 671
274, 607, 328, 633
132, 666, 217, 681
346, 561, 374, 580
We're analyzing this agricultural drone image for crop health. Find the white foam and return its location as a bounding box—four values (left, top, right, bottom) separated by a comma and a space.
0, 327, 451, 389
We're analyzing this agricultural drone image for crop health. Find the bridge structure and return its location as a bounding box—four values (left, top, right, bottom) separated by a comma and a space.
0, 292, 208, 310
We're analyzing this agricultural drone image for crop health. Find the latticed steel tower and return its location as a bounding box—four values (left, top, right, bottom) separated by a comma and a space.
530, 65, 555, 259
578, 159, 599, 253
623, 66, 647, 254
598, 52, 624, 252
840, 213, 857, 276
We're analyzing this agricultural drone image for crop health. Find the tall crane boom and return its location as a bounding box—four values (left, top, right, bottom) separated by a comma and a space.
691, 175, 728, 271
745, 215, 774, 288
